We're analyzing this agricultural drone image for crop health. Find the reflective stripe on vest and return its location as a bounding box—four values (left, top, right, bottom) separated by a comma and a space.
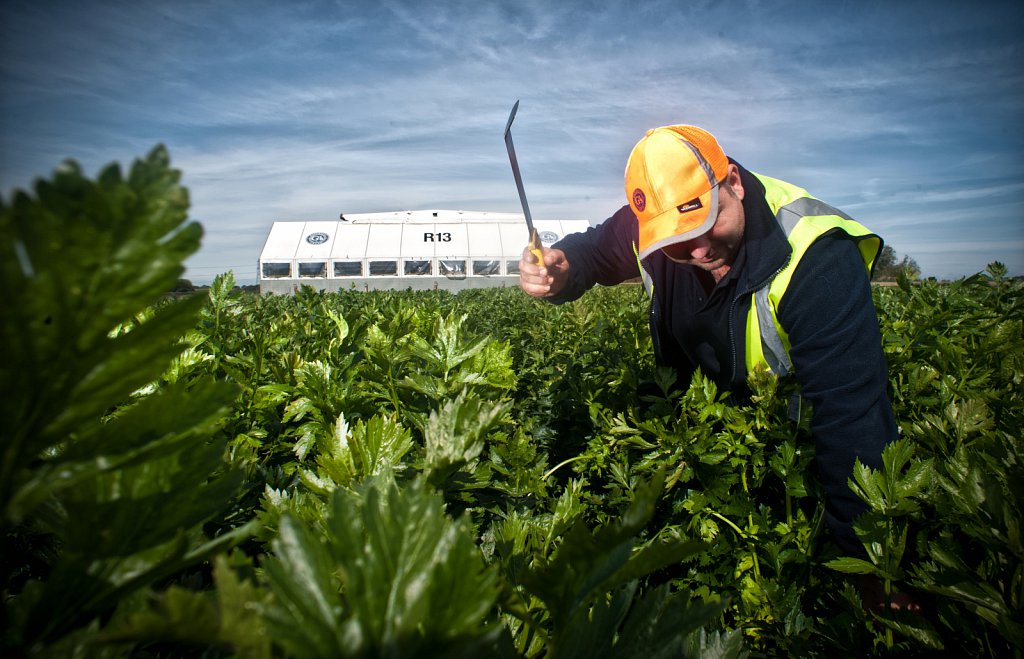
632, 239, 654, 297
745, 174, 881, 377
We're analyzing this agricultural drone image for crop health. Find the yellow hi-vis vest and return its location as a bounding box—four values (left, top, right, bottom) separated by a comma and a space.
744, 173, 881, 377
633, 173, 881, 379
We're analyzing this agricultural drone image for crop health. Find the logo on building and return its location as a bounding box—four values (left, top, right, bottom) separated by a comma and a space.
306, 232, 329, 245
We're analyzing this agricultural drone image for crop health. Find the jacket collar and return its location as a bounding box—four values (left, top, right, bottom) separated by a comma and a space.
733, 161, 792, 295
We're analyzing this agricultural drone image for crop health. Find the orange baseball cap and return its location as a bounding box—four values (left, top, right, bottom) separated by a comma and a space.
625, 125, 730, 260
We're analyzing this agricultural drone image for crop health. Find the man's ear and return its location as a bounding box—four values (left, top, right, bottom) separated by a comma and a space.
726, 163, 744, 200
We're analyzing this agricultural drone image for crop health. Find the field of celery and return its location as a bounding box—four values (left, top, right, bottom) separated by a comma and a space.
2, 148, 1021, 658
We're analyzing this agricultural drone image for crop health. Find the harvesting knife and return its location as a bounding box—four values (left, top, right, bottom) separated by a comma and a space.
504, 100, 544, 265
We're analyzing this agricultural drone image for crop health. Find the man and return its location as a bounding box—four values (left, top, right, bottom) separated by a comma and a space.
518, 124, 896, 567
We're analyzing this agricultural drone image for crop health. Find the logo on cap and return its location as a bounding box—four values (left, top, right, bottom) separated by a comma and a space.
632, 189, 646, 212
676, 198, 703, 214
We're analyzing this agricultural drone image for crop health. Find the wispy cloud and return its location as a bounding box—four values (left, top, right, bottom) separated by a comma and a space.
2, 0, 1022, 283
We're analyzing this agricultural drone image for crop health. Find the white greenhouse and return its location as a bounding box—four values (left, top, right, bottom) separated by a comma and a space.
257, 209, 592, 294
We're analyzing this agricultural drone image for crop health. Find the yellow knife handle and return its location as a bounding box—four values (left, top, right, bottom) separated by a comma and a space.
528, 228, 544, 265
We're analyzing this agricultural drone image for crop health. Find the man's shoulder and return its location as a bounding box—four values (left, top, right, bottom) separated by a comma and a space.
555, 204, 640, 269
783, 233, 874, 309
594, 204, 640, 245
795, 231, 870, 276
607, 204, 637, 225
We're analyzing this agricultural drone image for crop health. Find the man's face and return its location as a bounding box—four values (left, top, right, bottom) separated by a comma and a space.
660, 164, 745, 275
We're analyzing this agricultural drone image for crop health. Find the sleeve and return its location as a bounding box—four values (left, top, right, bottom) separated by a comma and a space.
547, 205, 644, 304
776, 233, 897, 555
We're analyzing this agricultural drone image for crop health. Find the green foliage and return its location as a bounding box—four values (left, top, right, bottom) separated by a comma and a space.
0, 147, 249, 655
5, 147, 1022, 657
510, 470, 721, 658
97, 554, 272, 658
258, 475, 507, 658
863, 275, 1023, 654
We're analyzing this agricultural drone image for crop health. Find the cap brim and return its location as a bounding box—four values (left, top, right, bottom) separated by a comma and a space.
637, 184, 719, 260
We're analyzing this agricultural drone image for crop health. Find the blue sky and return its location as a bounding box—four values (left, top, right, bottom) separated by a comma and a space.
2, 0, 1022, 283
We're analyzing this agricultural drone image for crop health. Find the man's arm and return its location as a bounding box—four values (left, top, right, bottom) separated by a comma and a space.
777, 234, 897, 555
519, 205, 643, 303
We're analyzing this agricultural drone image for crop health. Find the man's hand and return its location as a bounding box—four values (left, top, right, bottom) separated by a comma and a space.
858, 575, 924, 615
519, 245, 569, 298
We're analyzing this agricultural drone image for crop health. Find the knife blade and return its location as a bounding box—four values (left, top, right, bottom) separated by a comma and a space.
503, 100, 544, 265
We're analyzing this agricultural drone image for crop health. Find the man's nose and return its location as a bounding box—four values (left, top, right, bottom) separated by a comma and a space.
688, 236, 711, 259
678, 234, 711, 259
662, 234, 711, 261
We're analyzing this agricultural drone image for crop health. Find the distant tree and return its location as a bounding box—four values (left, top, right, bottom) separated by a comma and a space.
171, 278, 194, 293
873, 245, 919, 282
897, 255, 920, 280
875, 245, 897, 274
